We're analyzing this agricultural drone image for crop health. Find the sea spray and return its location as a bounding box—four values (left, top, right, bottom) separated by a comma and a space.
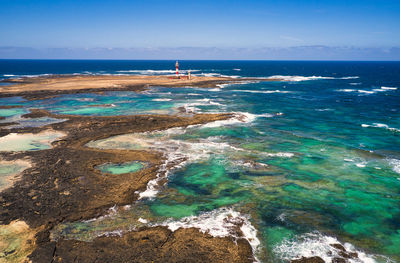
156, 207, 261, 262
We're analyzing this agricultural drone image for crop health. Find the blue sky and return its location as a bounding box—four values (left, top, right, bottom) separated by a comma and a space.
0, 0, 399, 59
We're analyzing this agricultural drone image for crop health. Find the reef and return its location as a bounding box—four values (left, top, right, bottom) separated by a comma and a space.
0, 96, 254, 262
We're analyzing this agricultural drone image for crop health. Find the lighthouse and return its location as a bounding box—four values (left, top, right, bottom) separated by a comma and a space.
175, 61, 179, 77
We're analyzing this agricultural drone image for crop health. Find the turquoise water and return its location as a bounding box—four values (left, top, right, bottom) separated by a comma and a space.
97, 161, 145, 175
2, 61, 400, 262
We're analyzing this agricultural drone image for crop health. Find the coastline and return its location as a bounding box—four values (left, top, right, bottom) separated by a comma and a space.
0, 75, 256, 262
0, 74, 277, 100
0, 73, 383, 263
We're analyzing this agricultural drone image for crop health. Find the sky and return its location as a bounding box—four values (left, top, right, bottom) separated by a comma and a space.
0, 0, 399, 60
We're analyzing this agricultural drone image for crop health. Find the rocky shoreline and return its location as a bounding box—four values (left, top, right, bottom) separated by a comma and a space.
0, 75, 363, 263
0, 78, 257, 262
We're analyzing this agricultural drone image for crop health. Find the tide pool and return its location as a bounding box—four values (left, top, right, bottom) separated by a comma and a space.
0, 160, 31, 191
97, 161, 145, 175
0, 130, 66, 152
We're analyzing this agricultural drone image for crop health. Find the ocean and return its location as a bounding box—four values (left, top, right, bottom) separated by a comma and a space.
1, 60, 399, 262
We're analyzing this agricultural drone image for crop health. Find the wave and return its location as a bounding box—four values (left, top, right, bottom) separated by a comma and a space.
350, 82, 362, 85
76, 98, 95, 102
388, 159, 400, 174
216, 81, 261, 90
358, 90, 375, 94
152, 98, 172, 102
209, 88, 222, 91
336, 88, 396, 95
266, 75, 359, 82
380, 86, 397, 90
177, 98, 225, 114
273, 232, 392, 263
340, 76, 360, 79
157, 207, 261, 262
198, 112, 268, 128
194, 73, 241, 78
315, 108, 334, 111
372, 86, 398, 92
231, 89, 292, 94
262, 152, 294, 158
361, 123, 400, 133
216, 84, 230, 89
337, 89, 357, 92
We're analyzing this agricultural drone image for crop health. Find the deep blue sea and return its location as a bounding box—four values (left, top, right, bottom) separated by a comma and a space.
1, 60, 399, 262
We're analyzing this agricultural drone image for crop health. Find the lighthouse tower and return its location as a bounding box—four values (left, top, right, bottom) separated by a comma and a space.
175, 61, 179, 77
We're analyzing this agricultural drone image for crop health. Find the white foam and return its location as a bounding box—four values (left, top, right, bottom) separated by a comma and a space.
194, 73, 241, 78
265, 75, 357, 82
340, 76, 360, 79
216, 84, 230, 89
315, 108, 334, 112
361, 123, 400, 133
199, 112, 257, 128
232, 89, 292, 94
266, 75, 335, 81
177, 98, 225, 114
373, 86, 397, 92
277, 213, 287, 222
157, 207, 260, 262
338, 86, 397, 95
356, 162, 366, 168
273, 232, 389, 263
138, 218, 148, 224
233, 68, 241, 71
381, 86, 397, 90
388, 159, 400, 174
3, 74, 15, 77
152, 98, 172, 102
266, 75, 359, 82
209, 88, 222, 92
83, 205, 118, 223
337, 89, 356, 92
350, 83, 362, 85
76, 98, 95, 102
358, 90, 375, 94
263, 152, 294, 158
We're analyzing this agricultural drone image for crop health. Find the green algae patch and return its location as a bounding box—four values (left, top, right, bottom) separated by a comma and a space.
0, 160, 31, 192
0, 220, 37, 263
0, 130, 66, 152
97, 161, 145, 175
